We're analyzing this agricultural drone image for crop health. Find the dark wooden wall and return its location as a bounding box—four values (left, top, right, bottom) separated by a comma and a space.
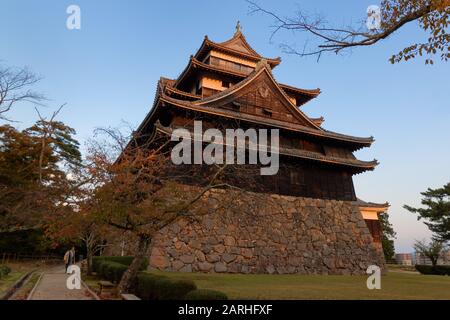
364, 219, 382, 243
153, 110, 358, 201
163, 159, 356, 201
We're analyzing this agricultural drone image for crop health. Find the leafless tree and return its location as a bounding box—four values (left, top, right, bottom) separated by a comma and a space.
0, 64, 45, 120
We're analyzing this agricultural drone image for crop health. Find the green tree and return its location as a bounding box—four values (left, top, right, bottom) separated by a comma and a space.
379, 212, 396, 260
414, 239, 445, 266
0, 112, 81, 233
404, 183, 450, 241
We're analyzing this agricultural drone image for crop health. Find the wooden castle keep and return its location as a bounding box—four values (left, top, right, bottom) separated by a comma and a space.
128, 24, 388, 274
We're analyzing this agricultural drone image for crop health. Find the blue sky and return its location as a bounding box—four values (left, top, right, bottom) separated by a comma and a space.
1, 0, 449, 252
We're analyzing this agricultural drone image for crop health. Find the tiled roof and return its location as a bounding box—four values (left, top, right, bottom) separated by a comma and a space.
156, 64, 374, 147
355, 198, 390, 208
154, 123, 378, 172
173, 57, 319, 106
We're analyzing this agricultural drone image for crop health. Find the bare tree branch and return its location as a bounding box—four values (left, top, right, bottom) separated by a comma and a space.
247, 0, 449, 63
0, 65, 46, 120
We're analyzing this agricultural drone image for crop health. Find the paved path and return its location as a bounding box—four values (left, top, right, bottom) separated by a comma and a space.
28, 266, 95, 300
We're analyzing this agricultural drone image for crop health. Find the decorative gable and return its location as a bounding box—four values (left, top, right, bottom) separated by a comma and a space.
196, 66, 320, 129
219, 35, 257, 56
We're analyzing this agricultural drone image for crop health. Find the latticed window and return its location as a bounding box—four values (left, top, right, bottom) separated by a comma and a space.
290, 171, 305, 185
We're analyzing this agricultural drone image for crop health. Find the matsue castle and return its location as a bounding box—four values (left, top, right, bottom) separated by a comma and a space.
113, 24, 389, 274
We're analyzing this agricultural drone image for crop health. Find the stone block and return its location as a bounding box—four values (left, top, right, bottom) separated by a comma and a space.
206, 254, 220, 263
223, 253, 236, 263
214, 262, 227, 273
180, 255, 195, 264
198, 261, 213, 272
224, 236, 236, 246
150, 254, 169, 269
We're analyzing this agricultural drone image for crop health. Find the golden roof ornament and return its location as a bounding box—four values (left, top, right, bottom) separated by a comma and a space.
235, 21, 242, 35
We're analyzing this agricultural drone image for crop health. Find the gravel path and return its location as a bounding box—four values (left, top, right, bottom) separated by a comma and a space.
28, 266, 95, 300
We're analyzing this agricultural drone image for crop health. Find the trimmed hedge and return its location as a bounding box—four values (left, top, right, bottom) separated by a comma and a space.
184, 289, 228, 300
92, 256, 148, 273
415, 265, 450, 275
96, 261, 129, 283
136, 273, 197, 300
0, 265, 11, 279
90, 256, 228, 300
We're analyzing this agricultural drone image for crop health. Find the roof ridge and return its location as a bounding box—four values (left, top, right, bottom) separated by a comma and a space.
165, 86, 201, 100
194, 36, 281, 68
217, 23, 262, 58
355, 198, 390, 208
278, 82, 321, 96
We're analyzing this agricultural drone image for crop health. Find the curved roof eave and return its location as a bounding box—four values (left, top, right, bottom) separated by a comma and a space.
158, 93, 374, 148
154, 124, 378, 171
195, 36, 281, 67
191, 63, 323, 130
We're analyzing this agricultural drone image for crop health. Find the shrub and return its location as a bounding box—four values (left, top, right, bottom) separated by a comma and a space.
135, 273, 167, 300
435, 265, 450, 275
92, 256, 148, 273
96, 260, 109, 276
415, 265, 450, 275
92, 257, 103, 272
161, 279, 197, 300
96, 261, 129, 283
0, 265, 11, 279
135, 273, 197, 300
184, 289, 228, 300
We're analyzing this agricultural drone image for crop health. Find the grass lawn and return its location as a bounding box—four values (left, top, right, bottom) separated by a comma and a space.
83, 274, 120, 300
0, 262, 38, 298
8, 272, 41, 300
83, 274, 102, 293
149, 270, 450, 300
0, 271, 26, 298
386, 264, 418, 273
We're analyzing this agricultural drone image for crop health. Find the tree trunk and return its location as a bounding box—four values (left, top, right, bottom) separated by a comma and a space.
87, 250, 93, 276
431, 256, 438, 267
117, 234, 151, 294
83, 234, 94, 276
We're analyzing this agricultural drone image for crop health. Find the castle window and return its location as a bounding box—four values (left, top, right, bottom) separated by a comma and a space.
290, 171, 305, 185
231, 101, 241, 110
263, 108, 272, 117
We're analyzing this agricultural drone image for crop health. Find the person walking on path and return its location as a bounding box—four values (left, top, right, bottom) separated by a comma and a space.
63, 247, 76, 273
27, 265, 95, 300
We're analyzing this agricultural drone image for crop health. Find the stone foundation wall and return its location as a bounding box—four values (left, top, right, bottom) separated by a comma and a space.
148, 189, 386, 275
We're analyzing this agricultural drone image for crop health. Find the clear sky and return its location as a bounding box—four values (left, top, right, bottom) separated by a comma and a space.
2, 0, 449, 252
